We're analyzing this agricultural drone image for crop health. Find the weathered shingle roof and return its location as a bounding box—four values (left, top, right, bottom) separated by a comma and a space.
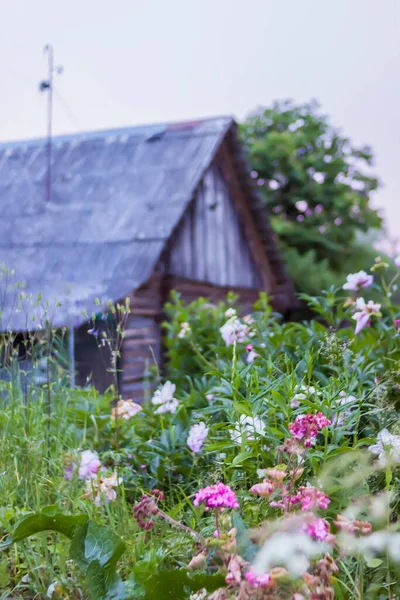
0, 116, 294, 331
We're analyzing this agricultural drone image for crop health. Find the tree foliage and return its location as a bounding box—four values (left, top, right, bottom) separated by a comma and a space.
240, 100, 382, 293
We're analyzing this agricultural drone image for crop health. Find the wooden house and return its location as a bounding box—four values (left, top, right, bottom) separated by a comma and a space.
0, 117, 295, 398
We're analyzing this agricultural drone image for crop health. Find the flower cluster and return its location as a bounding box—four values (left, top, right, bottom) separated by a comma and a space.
133, 489, 164, 530
111, 399, 142, 420
291, 486, 331, 511
187, 422, 209, 453
220, 310, 250, 346
194, 483, 239, 510
230, 414, 265, 445
303, 517, 331, 542
289, 413, 331, 447
64, 450, 101, 481
290, 384, 321, 408
151, 381, 179, 414
368, 428, 400, 466
244, 568, 271, 588
83, 471, 121, 506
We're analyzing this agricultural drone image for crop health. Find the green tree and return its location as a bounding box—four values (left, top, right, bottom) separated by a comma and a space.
240, 100, 382, 293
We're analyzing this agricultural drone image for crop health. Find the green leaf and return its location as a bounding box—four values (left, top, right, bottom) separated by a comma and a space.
142, 570, 225, 600
231, 511, 258, 562
86, 561, 130, 600
365, 557, 383, 569
0, 508, 88, 548
231, 452, 252, 467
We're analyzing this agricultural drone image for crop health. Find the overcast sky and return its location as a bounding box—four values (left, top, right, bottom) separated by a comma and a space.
1, 0, 399, 243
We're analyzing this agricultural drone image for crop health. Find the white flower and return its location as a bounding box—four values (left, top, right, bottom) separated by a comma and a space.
151, 381, 179, 414
352, 298, 381, 334
178, 322, 191, 339
394, 255, 400, 269
368, 429, 400, 467
111, 399, 142, 420
206, 393, 215, 402
290, 385, 320, 408
342, 271, 373, 292
187, 422, 209, 453
78, 450, 101, 480
230, 415, 265, 444
225, 308, 237, 318
332, 392, 356, 426
83, 471, 122, 506
220, 318, 249, 346
290, 393, 306, 408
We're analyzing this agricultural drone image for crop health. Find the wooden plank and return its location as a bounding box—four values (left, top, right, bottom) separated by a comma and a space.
216, 142, 277, 293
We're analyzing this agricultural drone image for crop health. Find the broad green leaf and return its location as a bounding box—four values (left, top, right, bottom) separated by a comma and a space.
231, 511, 258, 562
143, 570, 225, 600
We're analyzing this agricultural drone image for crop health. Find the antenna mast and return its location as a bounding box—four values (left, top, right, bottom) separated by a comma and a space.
39, 44, 63, 203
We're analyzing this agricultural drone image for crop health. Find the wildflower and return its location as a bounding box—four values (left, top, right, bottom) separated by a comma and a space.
87, 327, 99, 336
187, 422, 209, 453
334, 514, 372, 535
291, 385, 320, 408
342, 270, 373, 291
230, 414, 265, 444
178, 322, 191, 339
133, 489, 164, 530
194, 483, 239, 510
333, 391, 356, 426
352, 297, 381, 334
245, 344, 259, 363
220, 318, 249, 346
83, 471, 121, 506
226, 555, 244, 585
395, 255, 400, 269
289, 413, 331, 447
111, 399, 142, 420
304, 517, 331, 541
206, 393, 215, 402
151, 381, 179, 414
244, 568, 272, 588
225, 307, 237, 318
249, 480, 276, 496
291, 486, 331, 511
394, 319, 400, 330
263, 468, 287, 481
78, 450, 101, 480
187, 552, 207, 570
368, 429, 400, 466
291, 393, 306, 408
243, 314, 254, 324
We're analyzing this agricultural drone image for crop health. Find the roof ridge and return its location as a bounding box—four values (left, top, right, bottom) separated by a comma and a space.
0, 116, 234, 149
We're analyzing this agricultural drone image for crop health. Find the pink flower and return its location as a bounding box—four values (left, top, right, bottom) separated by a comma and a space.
83, 471, 121, 506
194, 483, 239, 510
289, 413, 331, 447
304, 517, 330, 541
246, 344, 259, 363
245, 569, 271, 588
352, 298, 381, 334
187, 422, 209, 453
394, 320, 400, 331
78, 450, 101, 480
249, 480, 275, 496
394, 255, 400, 269
291, 486, 331, 511
220, 318, 249, 346
111, 399, 142, 420
342, 271, 373, 291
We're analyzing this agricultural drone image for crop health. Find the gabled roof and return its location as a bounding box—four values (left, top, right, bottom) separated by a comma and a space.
0, 117, 294, 330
